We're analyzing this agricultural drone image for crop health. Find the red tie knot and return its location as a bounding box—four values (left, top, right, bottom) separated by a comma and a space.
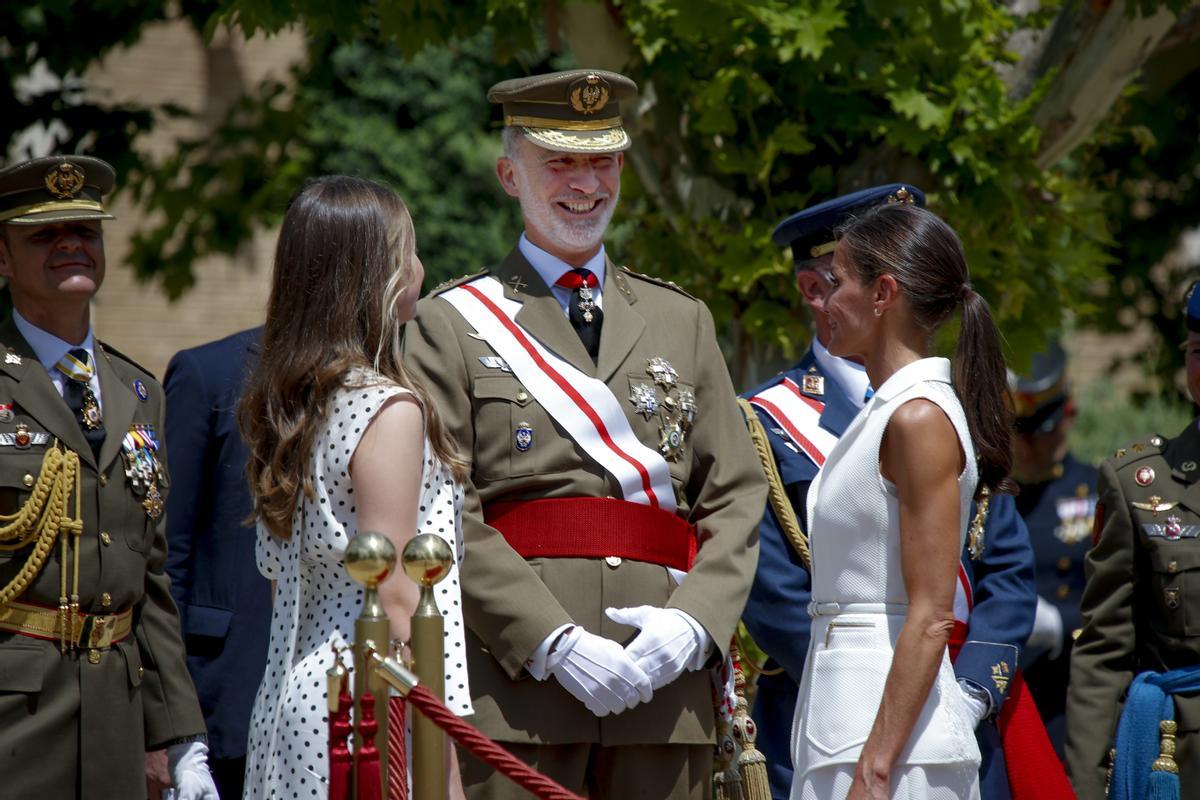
555, 269, 599, 291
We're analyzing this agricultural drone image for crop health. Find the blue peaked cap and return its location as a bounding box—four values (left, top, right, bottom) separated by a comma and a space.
1188, 280, 1200, 332
772, 183, 926, 264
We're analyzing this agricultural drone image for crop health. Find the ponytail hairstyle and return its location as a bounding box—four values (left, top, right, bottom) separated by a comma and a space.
835, 203, 1013, 496
238, 175, 470, 539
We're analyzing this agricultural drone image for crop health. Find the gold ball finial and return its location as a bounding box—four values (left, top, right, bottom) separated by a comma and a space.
343, 531, 397, 588
402, 533, 454, 588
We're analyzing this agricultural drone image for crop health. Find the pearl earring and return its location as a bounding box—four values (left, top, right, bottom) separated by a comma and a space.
873, 306, 881, 317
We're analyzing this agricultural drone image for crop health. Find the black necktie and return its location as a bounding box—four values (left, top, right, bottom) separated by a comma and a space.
556, 268, 603, 361
56, 347, 105, 459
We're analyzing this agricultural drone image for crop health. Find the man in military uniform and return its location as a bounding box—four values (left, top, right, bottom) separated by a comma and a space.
1009, 341, 1097, 758
0, 156, 215, 799
740, 185, 1044, 800
403, 70, 766, 799
1067, 283, 1200, 798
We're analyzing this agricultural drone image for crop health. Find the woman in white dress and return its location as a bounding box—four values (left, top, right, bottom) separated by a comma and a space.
790, 203, 1013, 800
238, 176, 473, 799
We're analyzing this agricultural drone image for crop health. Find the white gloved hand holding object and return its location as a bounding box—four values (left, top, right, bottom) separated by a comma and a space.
605, 605, 710, 691
167, 741, 219, 800
548, 627, 653, 717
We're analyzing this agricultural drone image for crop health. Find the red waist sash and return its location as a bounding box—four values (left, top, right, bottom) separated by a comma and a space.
484, 497, 697, 572
949, 629, 1076, 800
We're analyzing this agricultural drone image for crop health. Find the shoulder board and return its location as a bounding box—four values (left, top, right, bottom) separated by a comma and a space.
1110, 433, 1166, 465
96, 341, 157, 381
431, 269, 490, 297
618, 267, 695, 299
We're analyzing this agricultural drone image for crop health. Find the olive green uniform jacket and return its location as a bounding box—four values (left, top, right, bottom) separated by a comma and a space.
1067, 422, 1200, 798
403, 249, 766, 747
0, 316, 205, 799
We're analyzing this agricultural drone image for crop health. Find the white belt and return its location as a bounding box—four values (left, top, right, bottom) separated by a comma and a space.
807, 600, 908, 617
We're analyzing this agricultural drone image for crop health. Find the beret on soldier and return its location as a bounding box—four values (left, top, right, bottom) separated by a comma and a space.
771, 183, 926, 264
489, 69, 638, 154
0, 155, 116, 226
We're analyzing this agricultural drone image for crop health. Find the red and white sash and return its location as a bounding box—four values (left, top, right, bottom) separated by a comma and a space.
747, 377, 839, 467
749, 375, 973, 631
441, 276, 676, 512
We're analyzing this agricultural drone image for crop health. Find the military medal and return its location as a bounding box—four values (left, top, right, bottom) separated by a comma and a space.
1053, 484, 1096, 545
802, 372, 825, 396
81, 387, 103, 430
122, 424, 165, 516
629, 384, 658, 420
0, 403, 13, 424
678, 388, 697, 426
133, 379, 149, 402
646, 357, 678, 389
143, 483, 164, 520
14, 423, 30, 449
659, 419, 685, 459
1133, 495, 1177, 516
1135, 466, 1156, 486
514, 422, 533, 452
578, 283, 597, 323
1166, 515, 1183, 540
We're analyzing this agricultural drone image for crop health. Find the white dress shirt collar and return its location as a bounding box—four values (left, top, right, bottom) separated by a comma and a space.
812, 336, 872, 410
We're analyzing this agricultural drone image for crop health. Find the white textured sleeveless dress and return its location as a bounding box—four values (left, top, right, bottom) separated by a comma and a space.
243, 373, 473, 800
789, 358, 981, 800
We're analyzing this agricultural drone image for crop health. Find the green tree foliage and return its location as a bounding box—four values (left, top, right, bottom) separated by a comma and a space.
127, 30, 532, 296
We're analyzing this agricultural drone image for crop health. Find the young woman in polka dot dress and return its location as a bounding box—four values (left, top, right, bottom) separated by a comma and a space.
238, 176, 472, 799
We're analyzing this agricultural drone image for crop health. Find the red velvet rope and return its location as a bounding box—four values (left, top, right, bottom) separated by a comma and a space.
388, 696, 408, 800
404, 684, 586, 800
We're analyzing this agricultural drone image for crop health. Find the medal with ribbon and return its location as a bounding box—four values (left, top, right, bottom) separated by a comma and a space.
121, 423, 165, 519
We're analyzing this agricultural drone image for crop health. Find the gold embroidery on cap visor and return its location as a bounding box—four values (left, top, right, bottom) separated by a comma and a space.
520, 126, 631, 153
0, 199, 111, 224
45, 162, 86, 199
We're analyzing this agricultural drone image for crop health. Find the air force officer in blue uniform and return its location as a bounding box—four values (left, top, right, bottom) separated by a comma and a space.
740, 186, 1038, 800
164, 327, 271, 799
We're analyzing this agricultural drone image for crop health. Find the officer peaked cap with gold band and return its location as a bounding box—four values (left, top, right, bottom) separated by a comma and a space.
489, 69, 637, 154
772, 183, 926, 264
1007, 340, 1069, 435
0, 155, 116, 226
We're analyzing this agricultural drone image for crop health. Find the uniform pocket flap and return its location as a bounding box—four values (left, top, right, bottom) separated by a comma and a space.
119, 641, 144, 687
183, 604, 233, 638
0, 642, 48, 693
472, 376, 529, 405
1145, 544, 1200, 574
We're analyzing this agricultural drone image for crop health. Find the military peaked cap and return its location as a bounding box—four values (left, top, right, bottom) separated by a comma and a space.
1008, 340, 1069, 435
489, 69, 637, 154
772, 183, 925, 264
0, 155, 116, 226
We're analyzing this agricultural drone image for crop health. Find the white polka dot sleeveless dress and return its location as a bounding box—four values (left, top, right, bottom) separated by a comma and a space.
243, 373, 472, 799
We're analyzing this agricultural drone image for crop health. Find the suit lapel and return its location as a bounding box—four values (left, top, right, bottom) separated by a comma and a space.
596, 261, 645, 383
0, 316, 95, 469
95, 347, 136, 472
500, 249, 596, 376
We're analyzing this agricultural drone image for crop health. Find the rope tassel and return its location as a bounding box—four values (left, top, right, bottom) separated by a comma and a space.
730, 640, 770, 800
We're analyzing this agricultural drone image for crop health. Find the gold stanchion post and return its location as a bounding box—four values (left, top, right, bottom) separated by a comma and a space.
344, 531, 397, 797
402, 533, 454, 800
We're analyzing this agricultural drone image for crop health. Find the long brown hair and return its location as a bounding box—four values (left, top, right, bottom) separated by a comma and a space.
239, 175, 469, 539
836, 203, 1013, 496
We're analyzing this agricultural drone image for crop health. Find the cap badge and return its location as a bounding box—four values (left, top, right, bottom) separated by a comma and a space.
568, 74, 611, 115
887, 186, 916, 205
44, 162, 86, 200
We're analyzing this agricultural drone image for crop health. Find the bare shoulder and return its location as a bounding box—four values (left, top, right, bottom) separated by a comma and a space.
888, 397, 957, 440
883, 397, 961, 475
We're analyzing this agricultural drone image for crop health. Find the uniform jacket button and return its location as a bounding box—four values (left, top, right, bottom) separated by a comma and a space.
98, 474, 108, 487
1056, 584, 1070, 600
87, 648, 101, 664
21, 473, 33, 488
99, 531, 112, 546
99, 592, 112, 609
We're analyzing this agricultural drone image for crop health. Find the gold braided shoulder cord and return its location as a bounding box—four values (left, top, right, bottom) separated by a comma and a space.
0, 444, 84, 648
737, 398, 811, 571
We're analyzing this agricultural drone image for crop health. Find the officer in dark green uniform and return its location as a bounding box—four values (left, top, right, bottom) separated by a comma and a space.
1067, 282, 1200, 799
0, 156, 215, 799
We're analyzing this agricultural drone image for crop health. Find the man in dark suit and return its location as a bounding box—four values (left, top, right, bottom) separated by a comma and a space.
165, 326, 270, 799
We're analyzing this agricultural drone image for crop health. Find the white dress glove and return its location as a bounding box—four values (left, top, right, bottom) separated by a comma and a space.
167, 741, 219, 800
605, 605, 709, 691
1024, 595, 1065, 663
549, 628, 653, 717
